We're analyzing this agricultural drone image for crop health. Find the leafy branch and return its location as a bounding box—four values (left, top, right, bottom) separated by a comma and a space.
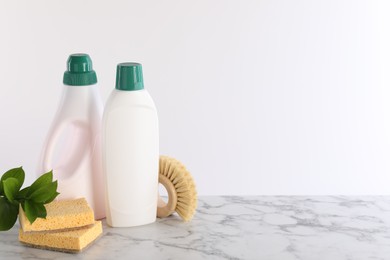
0, 167, 60, 231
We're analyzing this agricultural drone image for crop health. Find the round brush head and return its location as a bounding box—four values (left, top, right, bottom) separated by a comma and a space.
157, 156, 197, 221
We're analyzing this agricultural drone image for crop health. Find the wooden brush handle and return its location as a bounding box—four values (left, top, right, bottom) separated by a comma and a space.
157, 174, 177, 218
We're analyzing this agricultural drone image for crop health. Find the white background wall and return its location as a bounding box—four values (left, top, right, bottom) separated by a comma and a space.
1, 0, 390, 195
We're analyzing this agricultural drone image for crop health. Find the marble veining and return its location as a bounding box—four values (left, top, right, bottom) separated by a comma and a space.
1, 196, 390, 260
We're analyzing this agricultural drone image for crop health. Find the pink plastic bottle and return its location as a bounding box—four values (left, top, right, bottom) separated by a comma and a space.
38, 54, 105, 219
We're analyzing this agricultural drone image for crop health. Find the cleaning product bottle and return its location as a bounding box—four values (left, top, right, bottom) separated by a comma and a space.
103, 63, 159, 227
38, 53, 105, 219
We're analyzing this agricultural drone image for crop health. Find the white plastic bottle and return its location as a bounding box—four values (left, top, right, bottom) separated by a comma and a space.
38, 54, 105, 219
103, 63, 159, 227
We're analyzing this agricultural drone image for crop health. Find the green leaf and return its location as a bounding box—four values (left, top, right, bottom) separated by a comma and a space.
21, 200, 26, 212
29, 181, 58, 203
43, 191, 60, 204
16, 186, 30, 200
23, 200, 36, 224
31, 201, 46, 219
23, 200, 47, 224
0, 167, 24, 195
27, 171, 53, 197
0, 197, 18, 231
3, 178, 20, 203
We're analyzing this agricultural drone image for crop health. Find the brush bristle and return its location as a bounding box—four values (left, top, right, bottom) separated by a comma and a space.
159, 156, 197, 221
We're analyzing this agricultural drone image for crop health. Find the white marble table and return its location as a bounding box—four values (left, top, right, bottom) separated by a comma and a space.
1, 196, 390, 260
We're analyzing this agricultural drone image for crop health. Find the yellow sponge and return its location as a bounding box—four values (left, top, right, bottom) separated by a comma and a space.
19, 221, 102, 253
19, 198, 95, 232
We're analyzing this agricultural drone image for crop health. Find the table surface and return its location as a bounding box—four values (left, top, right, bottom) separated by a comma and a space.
1, 196, 390, 260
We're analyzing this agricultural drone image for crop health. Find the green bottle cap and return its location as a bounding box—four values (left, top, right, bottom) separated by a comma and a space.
115, 62, 144, 91
63, 54, 97, 86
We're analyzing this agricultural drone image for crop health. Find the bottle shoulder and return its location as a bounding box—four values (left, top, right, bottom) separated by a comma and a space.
53, 84, 103, 121
105, 89, 156, 111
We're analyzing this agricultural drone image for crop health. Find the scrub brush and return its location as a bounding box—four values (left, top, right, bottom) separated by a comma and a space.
157, 155, 197, 221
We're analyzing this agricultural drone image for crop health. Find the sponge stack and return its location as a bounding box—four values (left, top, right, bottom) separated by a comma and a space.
18, 198, 102, 253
